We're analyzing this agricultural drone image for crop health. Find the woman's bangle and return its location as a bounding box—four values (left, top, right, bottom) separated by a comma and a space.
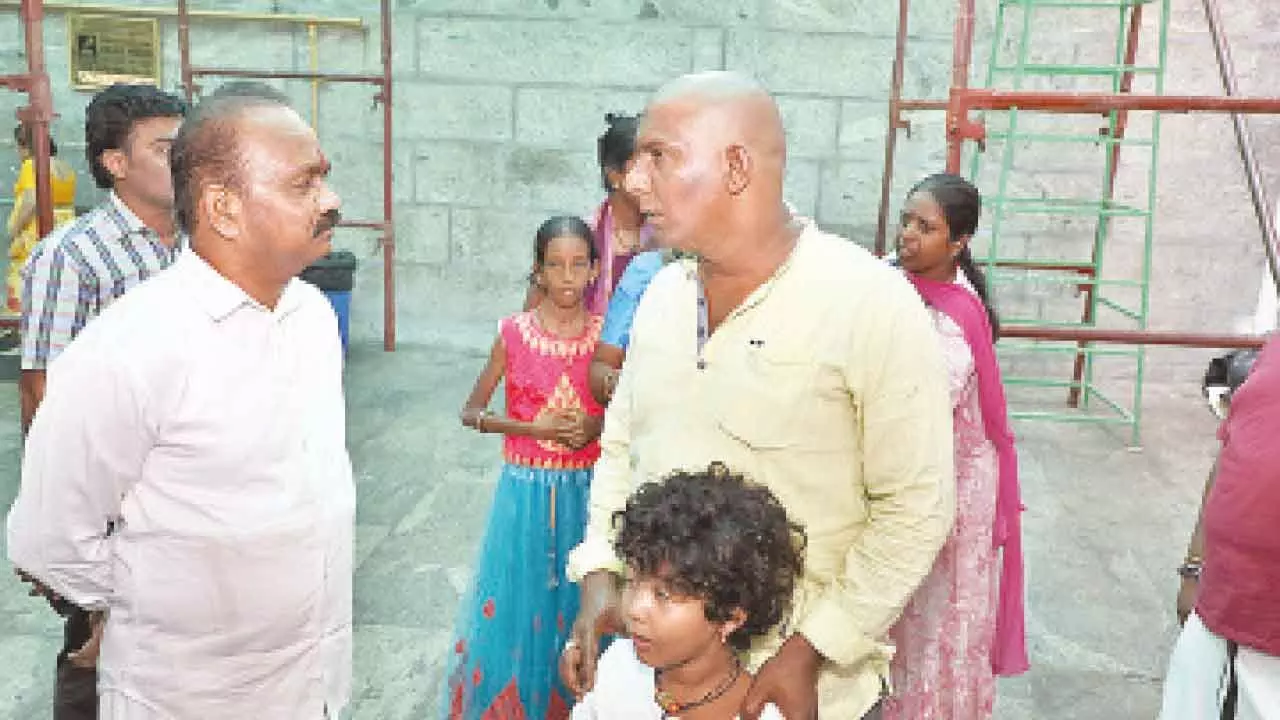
476, 410, 490, 433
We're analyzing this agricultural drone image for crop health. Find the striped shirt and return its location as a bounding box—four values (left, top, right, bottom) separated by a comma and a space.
20, 192, 178, 370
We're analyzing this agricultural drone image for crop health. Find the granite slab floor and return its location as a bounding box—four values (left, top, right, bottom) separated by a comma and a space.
0, 341, 1221, 719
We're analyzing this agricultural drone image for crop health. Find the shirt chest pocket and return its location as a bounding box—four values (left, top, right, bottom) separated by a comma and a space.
708, 343, 822, 450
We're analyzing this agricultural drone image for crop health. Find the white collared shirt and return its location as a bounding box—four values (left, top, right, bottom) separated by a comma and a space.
8, 250, 354, 719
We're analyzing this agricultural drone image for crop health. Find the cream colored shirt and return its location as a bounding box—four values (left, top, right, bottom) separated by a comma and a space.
567, 225, 955, 718
8, 251, 354, 719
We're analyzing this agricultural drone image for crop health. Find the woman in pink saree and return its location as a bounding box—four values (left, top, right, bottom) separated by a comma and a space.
885, 173, 1029, 720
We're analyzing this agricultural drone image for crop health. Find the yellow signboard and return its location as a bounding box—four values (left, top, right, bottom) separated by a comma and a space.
67, 14, 161, 90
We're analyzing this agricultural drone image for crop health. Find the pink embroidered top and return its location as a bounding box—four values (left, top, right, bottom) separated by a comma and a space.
499, 311, 605, 470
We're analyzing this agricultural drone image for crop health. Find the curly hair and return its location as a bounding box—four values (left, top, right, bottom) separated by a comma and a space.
612, 462, 807, 651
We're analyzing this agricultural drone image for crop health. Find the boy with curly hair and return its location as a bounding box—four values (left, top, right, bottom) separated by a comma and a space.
571, 463, 805, 719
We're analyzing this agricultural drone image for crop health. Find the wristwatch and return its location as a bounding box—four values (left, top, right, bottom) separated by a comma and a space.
1177, 558, 1203, 580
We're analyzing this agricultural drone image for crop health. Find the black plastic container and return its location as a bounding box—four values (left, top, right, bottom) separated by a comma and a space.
300, 250, 357, 292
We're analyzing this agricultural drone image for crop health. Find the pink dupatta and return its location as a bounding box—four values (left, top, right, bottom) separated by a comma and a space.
588, 199, 655, 315
909, 272, 1030, 677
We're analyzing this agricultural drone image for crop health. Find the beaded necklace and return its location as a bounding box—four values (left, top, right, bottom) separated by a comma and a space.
654, 656, 743, 719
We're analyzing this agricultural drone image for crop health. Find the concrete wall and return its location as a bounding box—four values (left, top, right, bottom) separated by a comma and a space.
0, 0, 962, 350
2, 0, 1279, 414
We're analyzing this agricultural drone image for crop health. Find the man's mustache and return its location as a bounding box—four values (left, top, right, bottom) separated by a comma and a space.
315, 209, 342, 237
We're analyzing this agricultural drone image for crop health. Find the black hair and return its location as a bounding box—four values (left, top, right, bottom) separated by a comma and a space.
597, 113, 639, 192
612, 462, 807, 652
910, 173, 1000, 340
84, 84, 187, 190
14, 123, 57, 157
532, 214, 599, 273
169, 82, 294, 235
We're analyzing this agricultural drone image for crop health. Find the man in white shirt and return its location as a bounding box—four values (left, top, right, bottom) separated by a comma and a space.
7, 82, 355, 718
15, 82, 185, 720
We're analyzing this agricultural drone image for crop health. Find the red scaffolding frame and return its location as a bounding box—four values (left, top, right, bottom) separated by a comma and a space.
10, 0, 1272, 352
1, 0, 54, 331
2, 0, 396, 349
876, 0, 1277, 353
177, 0, 396, 351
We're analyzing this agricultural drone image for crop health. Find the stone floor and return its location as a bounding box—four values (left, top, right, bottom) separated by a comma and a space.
0, 340, 1222, 719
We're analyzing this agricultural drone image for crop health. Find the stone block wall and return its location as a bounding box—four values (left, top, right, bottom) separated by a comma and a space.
1, 0, 964, 351
1, 0, 1279, 416
364, 0, 966, 348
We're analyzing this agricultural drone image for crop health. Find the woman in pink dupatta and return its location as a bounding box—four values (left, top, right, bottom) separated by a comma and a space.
526, 113, 653, 314
884, 173, 1029, 720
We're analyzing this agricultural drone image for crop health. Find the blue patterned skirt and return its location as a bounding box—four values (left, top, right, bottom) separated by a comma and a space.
444, 463, 591, 720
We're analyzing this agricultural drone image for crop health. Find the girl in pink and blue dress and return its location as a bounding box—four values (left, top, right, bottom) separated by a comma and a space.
525, 113, 655, 316
448, 216, 606, 719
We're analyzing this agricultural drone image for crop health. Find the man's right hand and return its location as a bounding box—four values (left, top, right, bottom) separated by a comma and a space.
1176, 576, 1199, 625
15, 567, 53, 600
14, 567, 72, 614
68, 611, 106, 669
559, 570, 623, 699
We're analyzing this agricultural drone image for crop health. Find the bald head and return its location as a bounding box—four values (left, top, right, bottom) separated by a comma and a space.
649, 71, 787, 173
622, 72, 789, 257
652, 70, 771, 105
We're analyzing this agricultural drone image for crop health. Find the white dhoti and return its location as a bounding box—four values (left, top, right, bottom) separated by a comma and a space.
1159, 612, 1280, 720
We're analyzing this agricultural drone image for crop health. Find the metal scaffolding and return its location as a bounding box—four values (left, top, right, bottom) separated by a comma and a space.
176, 0, 397, 351
1, 0, 398, 350
0, 0, 54, 331
969, 0, 1168, 438
878, 0, 1278, 443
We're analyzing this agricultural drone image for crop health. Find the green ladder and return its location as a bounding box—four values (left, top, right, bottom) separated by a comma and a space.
968, 0, 1170, 445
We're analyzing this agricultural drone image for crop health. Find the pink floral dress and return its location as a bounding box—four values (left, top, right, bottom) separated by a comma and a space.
883, 305, 1000, 720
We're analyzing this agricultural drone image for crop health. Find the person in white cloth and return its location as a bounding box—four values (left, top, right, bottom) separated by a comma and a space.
6, 82, 354, 719
572, 463, 801, 719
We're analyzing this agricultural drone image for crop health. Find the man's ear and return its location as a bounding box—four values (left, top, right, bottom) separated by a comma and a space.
725, 144, 751, 196
99, 148, 127, 184
202, 184, 242, 240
